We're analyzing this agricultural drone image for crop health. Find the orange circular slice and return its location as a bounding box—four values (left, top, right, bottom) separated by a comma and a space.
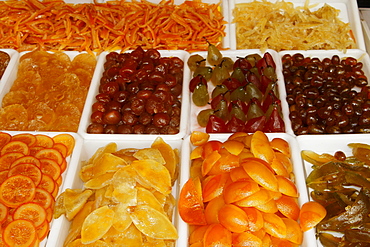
8, 163, 42, 186
33, 188, 54, 209
52, 133, 75, 156
0, 152, 25, 171
39, 158, 61, 181
0, 175, 36, 208
11, 133, 37, 147
13, 202, 46, 228
10, 155, 41, 168
34, 148, 63, 165
34, 134, 54, 148
3, 219, 37, 247
0, 132, 11, 149
1, 141, 30, 156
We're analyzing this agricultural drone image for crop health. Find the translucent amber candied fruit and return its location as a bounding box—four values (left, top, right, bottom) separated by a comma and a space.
0, 51, 97, 132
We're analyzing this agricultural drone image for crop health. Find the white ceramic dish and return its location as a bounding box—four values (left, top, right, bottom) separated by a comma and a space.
46, 138, 183, 247
186, 49, 290, 135
228, 0, 366, 51
0, 49, 19, 94
0, 131, 83, 247
296, 133, 370, 247
278, 49, 370, 136
177, 133, 315, 247
78, 50, 192, 141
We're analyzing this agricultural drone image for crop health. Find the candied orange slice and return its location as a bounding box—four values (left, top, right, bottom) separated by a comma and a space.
0, 104, 29, 130
276, 195, 300, 221
242, 158, 278, 192
250, 131, 275, 164
223, 180, 260, 204
232, 231, 263, 246
34, 134, 54, 148
263, 212, 287, 239
81, 205, 115, 244
0, 174, 36, 208
1, 141, 30, 156
283, 217, 303, 245
276, 175, 298, 198
10, 155, 41, 168
223, 140, 245, 156
218, 204, 249, 233
151, 137, 179, 184
0, 202, 8, 224
34, 148, 64, 165
0, 170, 8, 184
178, 178, 206, 225
38, 174, 55, 194
270, 137, 291, 158
190, 131, 210, 146
33, 188, 54, 210
39, 158, 61, 181
299, 201, 326, 232
0, 152, 25, 171
8, 163, 42, 186
202, 173, 229, 202
202, 150, 221, 176
3, 219, 37, 247
52, 133, 75, 157
10, 133, 36, 147
13, 202, 46, 228
205, 196, 225, 224
129, 204, 178, 240
27, 102, 56, 129
0, 132, 11, 149
37, 221, 50, 241
203, 223, 232, 247
53, 143, 68, 158
131, 159, 171, 195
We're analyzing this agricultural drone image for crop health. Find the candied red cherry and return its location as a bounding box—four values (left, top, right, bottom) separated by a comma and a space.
87, 123, 104, 134
103, 110, 122, 125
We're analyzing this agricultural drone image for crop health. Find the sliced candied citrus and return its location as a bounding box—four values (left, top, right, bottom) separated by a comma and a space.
3, 219, 37, 247
190, 131, 210, 146
137, 187, 164, 214
178, 178, 206, 225
8, 163, 42, 186
0, 170, 8, 184
66, 239, 110, 247
102, 223, 142, 246
13, 202, 46, 228
250, 131, 275, 164
301, 150, 336, 166
38, 174, 55, 194
1, 90, 29, 108
0, 132, 11, 149
71, 53, 97, 73
205, 196, 225, 224
218, 204, 249, 233
202, 150, 221, 176
202, 173, 229, 202
0, 174, 36, 208
223, 180, 260, 204
270, 137, 291, 158
263, 212, 287, 239
112, 204, 132, 232
283, 217, 303, 245
52, 133, 75, 157
129, 204, 178, 240
203, 223, 232, 247
36, 221, 49, 241
131, 159, 171, 195
299, 201, 326, 232
29, 146, 44, 157
232, 231, 263, 246
11, 155, 41, 168
0, 152, 25, 171
0, 202, 8, 224
84, 172, 115, 189
33, 188, 54, 210
64, 188, 94, 221
34, 148, 63, 165
234, 188, 272, 207
52, 143, 68, 158
27, 102, 56, 129
151, 137, 179, 183
10, 134, 36, 147
1, 141, 30, 156
91, 153, 126, 177
242, 158, 278, 192
81, 205, 115, 244
0, 104, 29, 130
34, 134, 54, 148
39, 158, 61, 181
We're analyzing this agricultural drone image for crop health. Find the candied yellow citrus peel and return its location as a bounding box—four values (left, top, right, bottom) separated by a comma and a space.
55, 137, 179, 245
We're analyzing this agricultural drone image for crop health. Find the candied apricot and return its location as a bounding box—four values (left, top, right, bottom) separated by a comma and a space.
223, 180, 260, 204
299, 201, 326, 232
223, 140, 245, 155
234, 188, 272, 207
262, 212, 287, 239
232, 231, 263, 247
250, 131, 275, 164
242, 207, 264, 232
282, 218, 303, 245
275, 195, 300, 221
276, 175, 298, 198
203, 223, 232, 247
190, 131, 210, 146
202, 150, 221, 176
242, 159, 278, 192
203, 173, 229, 202
205, 196, 225, 224
218, 204, 249, 233
270, 138, 290, 158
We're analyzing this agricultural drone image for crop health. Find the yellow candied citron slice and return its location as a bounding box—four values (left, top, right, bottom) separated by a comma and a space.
66, 239, 110, 247
64, 201, 95, 246
79, 163, 94, 182
71, 53, 97, 73
112, 203, 132, 232
81, 205, 115, 244
0, 104, 29, 131
111, 166, 137, 206
103, 223, 143, 246
84, 172, 115, 189
151, 137, 179, 183
137, 187, 165, 214
133, 148, 165, 165
92, 153, 127, 177
129, 205, 178, 240
89, 143, 117, 166
64, 188, 94, 221
131, 159, 172, 195
250, 131, 275, 164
